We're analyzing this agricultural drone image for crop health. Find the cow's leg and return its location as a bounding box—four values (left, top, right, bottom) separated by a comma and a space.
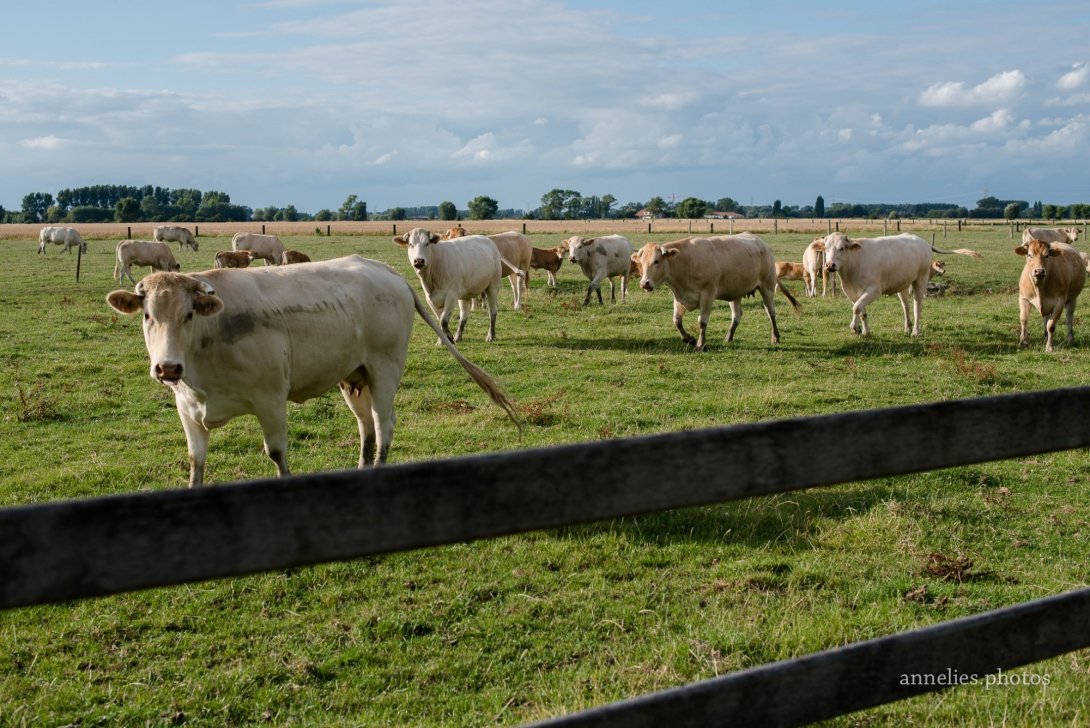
673, 299, 696, 346
621, 272, 630, 301
896, 289, 912, 334
339, 380, 376, 467
608, 276, 616, 302
1044, 308, 1064, 353
255, 405, 291, 478
454, 299, 470, 342
509, 274, 521, 309
1065, 300, 1077, 346
911, 284, 924, 337
366, 364, 402, 465
178, 410, 210, 488
723, 298, 741, 345
1019, 297, 1031, 347
758, 285, 781, 344
434, 302, 453, 344
850, 288, 880, 335
485, 285, 499, 342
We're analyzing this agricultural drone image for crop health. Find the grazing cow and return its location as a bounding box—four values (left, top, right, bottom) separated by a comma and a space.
633, 235, 801, 351
565, 235, 634, 305
487, 232, 533, 308
232, 232, 285, 265
530, 246, 566, 287
105, 257, 518, 487
442, 225, 468, 240
114, 240, 181, 285
1015, 239, 1087, 352
803, 237, 837, 297
283, 249, 312, 265
814, 232, 982, 336
214, 250, 257, 269
154, 225, 199, 252
1022, 227, 1080, 245
38, 227, 87, 255
396, 228, 509, 343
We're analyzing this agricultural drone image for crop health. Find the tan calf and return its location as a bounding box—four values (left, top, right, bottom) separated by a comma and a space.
531, 246, 566, 286
633, 235, 801, 351
283, 249, 312, 265
1016, 240, 1087, 352
214, 250, 257, 269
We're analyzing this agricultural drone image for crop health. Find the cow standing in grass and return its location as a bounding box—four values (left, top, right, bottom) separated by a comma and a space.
531, 246, 566, 287
633, 234, 800, 351
232, 232, 285, 265
114, 240, 180, 285
38, 227, 87, 255
154, 225, 199, 253
1016, 239, 1087, 352
1022, 228, 1080, 246
815, 233, 982, 336
566, 235, 634, 306
105, 257, 518, 486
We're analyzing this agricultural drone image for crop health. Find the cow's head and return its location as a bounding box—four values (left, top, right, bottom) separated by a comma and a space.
565, 236, 594, 264
1015, 239, 1058, 283
106, 273, 224, 386
550, 245, 566, 265
1066, 228, 1080, 244
632, 243, 677, 292
930, 260, 946, 278
815, 233, 859, 273
444, 226, 468, 240
394, 228, 441, 270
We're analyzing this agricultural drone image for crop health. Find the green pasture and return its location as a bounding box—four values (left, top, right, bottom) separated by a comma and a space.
1, 228, 1089, 726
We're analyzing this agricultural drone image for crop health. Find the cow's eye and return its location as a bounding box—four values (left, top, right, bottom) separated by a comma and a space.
653, 260, 659, 265
143, 313, 150, 322
185, 312, 194, 323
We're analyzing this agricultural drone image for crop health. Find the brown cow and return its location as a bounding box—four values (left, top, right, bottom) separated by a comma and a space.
214, 250, 257, 269
442, 226, 468, 240
1016, 239, 1087, 351
283, 249, 312, 265
531, 246, 566, 287
775, 261, 809, 298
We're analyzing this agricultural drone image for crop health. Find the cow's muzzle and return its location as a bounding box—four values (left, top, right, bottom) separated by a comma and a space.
155, 362, 183, 385
825, 263, 837, 273
641, 281, 654, 291
1033, 268, 1046, 281
412, 259, 426, 269
568, 257, 577, 264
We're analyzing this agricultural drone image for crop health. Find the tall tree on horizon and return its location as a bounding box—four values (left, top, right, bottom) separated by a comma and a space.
815, 195, 825, 218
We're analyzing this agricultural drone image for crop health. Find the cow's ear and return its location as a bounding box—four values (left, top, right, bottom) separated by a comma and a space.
106, 290, 143, 314
1014, 245, 1027, 257
429, 233, 441, 244
1047, 245, 1060, 257
393, 235, 408, 246
847, 242, 862, 251
813, 242, 825, 252
631, 252, 641, 262
664, 248, 680, 258
193, 294, 224, 317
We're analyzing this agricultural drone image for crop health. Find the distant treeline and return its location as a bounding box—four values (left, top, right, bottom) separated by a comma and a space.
2, 185, 1088, 225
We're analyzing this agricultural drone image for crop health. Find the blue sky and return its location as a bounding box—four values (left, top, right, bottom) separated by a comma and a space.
2, 1, 1089, 213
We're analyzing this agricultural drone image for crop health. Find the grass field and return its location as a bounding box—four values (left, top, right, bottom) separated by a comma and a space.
2, 227, 1089, 726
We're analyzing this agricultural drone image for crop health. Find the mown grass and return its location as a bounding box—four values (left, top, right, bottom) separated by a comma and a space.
1, 228, 1089, 726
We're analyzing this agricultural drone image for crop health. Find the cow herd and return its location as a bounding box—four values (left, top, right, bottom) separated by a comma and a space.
26, 221, 1083, 485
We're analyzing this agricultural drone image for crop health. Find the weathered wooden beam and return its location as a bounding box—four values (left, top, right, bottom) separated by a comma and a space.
530, 586, 1090, 727
2, 387, 1090, 609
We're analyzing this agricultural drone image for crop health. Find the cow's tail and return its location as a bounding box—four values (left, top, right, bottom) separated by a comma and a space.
776, 279, 803, 313
499, 254, 527, 279
931, 245, 983, 261
407, 282, 522, 434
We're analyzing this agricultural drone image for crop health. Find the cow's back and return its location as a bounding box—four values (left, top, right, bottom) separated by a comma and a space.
841, 234, 931, 297
584, 235, 633, 277
427, 235, 502, 296
488, 232, 533, 270
187, 256, 414, 404
667, 235, 774, 300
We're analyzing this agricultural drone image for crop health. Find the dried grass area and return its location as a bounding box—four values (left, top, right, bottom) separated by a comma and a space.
0, 217, 1025, 241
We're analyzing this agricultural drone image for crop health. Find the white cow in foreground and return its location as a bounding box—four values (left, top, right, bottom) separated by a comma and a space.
154, 225, 199, 252
814, 232, 982, 336
232, 232, 285, 265
114, 240, 181, 285
565, 235, 634, 305
396, 228, 512, 343
106, 256, 518, 487
633, 234, 800, 351
38, 227, 87, 255
1022, 227, 1080, 245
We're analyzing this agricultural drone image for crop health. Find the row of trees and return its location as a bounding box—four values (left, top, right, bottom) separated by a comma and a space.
5, 187, 1090, 225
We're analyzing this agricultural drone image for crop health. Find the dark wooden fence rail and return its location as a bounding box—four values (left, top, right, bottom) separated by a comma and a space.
2, 386, 1089, 725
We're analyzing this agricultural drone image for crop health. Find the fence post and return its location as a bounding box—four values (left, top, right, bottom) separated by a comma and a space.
836, 221, 839, 232
884, 219, 888, 236
729, 219, 733, 234
774, 219, 778, 235
688, 220, 692, 234
958, 219, 962, 233
327, 225, 330, 236
710, 223, 714, 234
262, 224, 265, 235
827, 219, 831, 235
127, 226, 131, 239
897, 220, 901, 232
195, 225, 199, 237
648, 222, 652, 234
944, 220, 947, 238
76, 245, 82, 283
523, 222, 526, 234
393, 224, 397, 236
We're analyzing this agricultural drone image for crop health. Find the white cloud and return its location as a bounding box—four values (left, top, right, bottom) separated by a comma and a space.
533, 118, 549, 125
1045, 93, 1090, 107
19, 135, 74, 150
918, 70, 1025, 108
838, 128, 852, 141
969, 109, 1013, 133
1058, 63, 1089, 90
